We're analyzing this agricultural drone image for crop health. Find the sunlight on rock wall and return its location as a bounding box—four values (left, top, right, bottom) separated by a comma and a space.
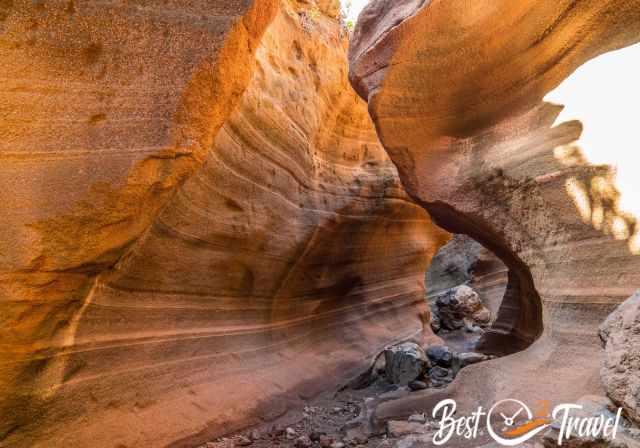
546, 43, 640, 254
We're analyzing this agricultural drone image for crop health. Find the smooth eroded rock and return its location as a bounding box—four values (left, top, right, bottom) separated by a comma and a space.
0, 1, 450, 446
349, 0, 640, 415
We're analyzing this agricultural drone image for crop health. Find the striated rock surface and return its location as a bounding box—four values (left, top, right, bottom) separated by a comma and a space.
0, 1, 449, 447
600, 291, 640, 425
349, 0, 640, 421
1, 1, 280, 443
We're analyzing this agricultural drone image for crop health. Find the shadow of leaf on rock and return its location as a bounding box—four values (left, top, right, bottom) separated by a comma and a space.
554, 143, 640, 254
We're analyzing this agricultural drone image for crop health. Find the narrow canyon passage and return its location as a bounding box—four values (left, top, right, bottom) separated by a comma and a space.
2, 1, 640, 448
425, 233, 535, 356
423, 212, 544, 357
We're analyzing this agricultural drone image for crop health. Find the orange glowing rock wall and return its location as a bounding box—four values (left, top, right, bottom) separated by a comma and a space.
0, 1, 448, 446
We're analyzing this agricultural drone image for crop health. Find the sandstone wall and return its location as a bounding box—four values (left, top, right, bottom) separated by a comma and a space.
0, 1, 448, 446
349, 0, 640, 416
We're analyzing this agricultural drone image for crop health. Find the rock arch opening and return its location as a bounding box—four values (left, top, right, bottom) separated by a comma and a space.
424, 202, 544, 357
426, 234, 508, 352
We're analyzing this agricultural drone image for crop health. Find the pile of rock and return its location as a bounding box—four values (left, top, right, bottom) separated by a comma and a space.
430, 285, 492, 334
380, 342, 490, 391
205, 402, 370, 448
383, 343, 430, 386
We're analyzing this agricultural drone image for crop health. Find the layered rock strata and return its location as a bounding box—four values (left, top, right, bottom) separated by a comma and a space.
349, 0, 640, 421
0, 1, 449, 446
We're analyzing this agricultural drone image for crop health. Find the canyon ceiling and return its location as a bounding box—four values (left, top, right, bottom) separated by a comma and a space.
1, 0, 640, 447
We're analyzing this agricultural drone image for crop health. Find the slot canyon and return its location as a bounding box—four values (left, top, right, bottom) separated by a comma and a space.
1, 1, 640, 447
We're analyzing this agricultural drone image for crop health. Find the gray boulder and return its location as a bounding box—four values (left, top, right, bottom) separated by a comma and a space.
384, 342, 430, 386
408, 380, 427, 391
457, 352, 488, 367
426, 345, 453, 367
600, 291, 640, 426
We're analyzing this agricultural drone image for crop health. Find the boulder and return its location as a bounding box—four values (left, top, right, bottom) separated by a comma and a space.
294, 436, 312, 448
430, 312, 442, 334
408, 380, 428, 391
386, 421, 431, 438
428, 366, 451, 380
235, 436, 253, 447
433, 285, 492, 332
425, 234, 507, 333
453, 285, 484, 314
384, 343, 430, 386
426, 345, 453, 367
457, 352, 488, 367
408, 414, 427, 424
600, 291, 640, 425
427, 366, 454, 388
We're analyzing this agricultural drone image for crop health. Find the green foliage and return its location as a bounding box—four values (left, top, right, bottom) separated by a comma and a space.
339, 0, 353, 31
